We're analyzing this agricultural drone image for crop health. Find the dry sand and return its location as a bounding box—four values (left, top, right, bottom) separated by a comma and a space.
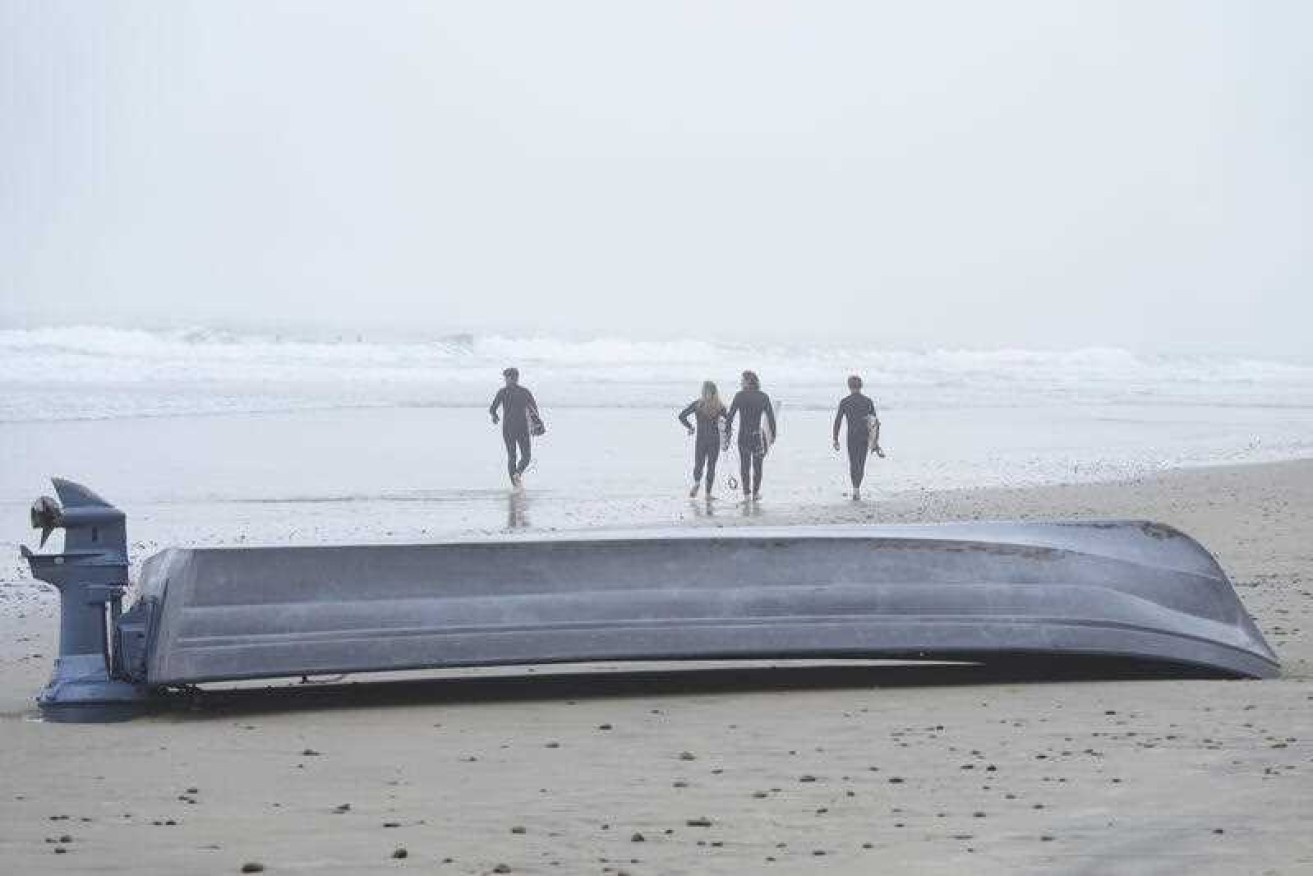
1, 460, 1310, 875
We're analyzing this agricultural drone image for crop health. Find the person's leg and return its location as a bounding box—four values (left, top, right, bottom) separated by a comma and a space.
691, 442, 708, 496
503, 432, 518, 482
848, 438, 868, 489
693, 442, 708, 484
752, 453, 764, 496
515, 433, 532, 475
738, 442, 753, 496
703, 440, 718, 493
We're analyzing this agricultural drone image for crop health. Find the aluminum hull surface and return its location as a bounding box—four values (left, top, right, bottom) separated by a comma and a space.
134, 521, 1279, 685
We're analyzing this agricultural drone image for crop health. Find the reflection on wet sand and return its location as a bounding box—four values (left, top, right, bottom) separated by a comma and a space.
506, 492, 530, 529
738, 497, 762, 518
689, 497, 718, 519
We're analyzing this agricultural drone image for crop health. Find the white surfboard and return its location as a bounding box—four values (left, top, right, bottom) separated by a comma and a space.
758, 399, 780, 456
866, 412, 884, 457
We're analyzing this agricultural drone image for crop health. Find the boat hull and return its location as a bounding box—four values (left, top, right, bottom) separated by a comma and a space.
131, 521, 1279, 685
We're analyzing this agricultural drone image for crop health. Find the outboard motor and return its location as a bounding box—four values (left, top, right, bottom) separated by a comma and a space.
21, 479, 149, 721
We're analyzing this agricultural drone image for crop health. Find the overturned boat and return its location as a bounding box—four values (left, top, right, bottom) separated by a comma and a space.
22, 478, 1278, 721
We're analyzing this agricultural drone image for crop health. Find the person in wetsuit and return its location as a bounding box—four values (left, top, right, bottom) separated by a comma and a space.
726, 370, 777, 501
678, 380, 729, 499
832, 374, 883, 500
489, 367, 540, 489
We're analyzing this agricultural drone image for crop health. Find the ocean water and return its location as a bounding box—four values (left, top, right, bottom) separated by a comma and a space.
5, 325, 1313, 420
3, 325, 1313, 576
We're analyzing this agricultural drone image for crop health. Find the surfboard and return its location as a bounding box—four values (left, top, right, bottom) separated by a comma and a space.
866, 412, 884, 457
528, 408, 546, 437
757, 399, 780, 457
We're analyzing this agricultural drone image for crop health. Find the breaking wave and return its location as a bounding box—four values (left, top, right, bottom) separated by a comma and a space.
2, 325, 1311, 421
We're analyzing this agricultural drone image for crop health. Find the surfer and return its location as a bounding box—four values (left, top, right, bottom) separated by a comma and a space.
726, 370, 777, 502
488, 367, 541, 490
832, 374, 883, 500
678, 381, 729, 499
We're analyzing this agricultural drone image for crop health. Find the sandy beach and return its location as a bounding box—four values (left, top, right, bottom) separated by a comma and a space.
7, 2, 1311, 872
0, 459, 1308, 875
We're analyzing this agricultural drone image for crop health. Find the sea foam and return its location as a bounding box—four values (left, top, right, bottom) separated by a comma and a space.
2, 325, 1311, 422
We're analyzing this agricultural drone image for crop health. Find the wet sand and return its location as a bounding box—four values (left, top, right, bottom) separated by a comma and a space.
1, 460, 1309, 874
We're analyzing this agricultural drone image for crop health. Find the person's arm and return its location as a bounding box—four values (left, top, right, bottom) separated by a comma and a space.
765, 395, 778, 439
832, 400, 844, 450
725, 394, 739, 443
489, 388, 504, 424
678, 402, 697, 434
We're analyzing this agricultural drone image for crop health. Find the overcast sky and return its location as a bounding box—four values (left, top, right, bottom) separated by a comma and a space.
2, 2, 1309, 353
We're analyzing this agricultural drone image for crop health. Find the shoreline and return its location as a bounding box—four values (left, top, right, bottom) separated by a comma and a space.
1, 457, 1309, 874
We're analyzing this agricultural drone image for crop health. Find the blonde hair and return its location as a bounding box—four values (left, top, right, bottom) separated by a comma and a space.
696, 380, 724, 418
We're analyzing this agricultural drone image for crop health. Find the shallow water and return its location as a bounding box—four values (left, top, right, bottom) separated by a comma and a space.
4, 327, 1313, 582
3, 402, 1312, 565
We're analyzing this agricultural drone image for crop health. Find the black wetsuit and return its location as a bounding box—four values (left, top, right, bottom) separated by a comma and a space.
834, 392, 877, 488
678, 401, 728, 489
489, 384, 538, 481
727, 388, 777, 495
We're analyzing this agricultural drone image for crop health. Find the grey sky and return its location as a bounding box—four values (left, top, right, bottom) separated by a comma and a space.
2, 2, 1309, 354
